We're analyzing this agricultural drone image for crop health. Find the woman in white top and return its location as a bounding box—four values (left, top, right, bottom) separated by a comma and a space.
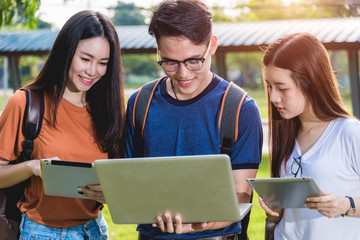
260, 32, 360, 239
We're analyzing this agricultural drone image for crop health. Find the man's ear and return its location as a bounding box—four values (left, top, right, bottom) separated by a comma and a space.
210, 35, 218, 55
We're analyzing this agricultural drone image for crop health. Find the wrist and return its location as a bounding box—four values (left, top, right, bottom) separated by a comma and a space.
341, 196, 356, 217
25, 160, 39, 176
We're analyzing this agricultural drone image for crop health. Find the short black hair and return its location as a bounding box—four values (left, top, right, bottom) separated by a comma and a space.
149, 0, 212, 45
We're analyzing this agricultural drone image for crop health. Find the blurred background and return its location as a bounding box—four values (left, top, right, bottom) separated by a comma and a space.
1, 1, 360, 239
0, 0, 359, 112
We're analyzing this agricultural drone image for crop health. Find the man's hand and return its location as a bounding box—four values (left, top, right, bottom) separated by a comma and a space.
153, 212, 208, 234
78, 184, 106, 203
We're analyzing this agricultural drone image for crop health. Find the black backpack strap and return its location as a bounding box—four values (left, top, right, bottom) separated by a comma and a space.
132, 77, 165, 137
218, 81, 247, 156
17, 89, 44, 163
219, 82, 252, 240
5, 90, 44, 223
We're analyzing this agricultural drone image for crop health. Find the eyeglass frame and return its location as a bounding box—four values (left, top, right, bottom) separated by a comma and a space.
156, 39, 212, 72
291, 156, 303, 178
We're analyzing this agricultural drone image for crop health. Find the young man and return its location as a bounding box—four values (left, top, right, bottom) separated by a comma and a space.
124, 0, 263, 239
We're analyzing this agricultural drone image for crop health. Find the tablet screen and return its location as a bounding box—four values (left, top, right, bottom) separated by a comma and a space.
247, 177, 322, 208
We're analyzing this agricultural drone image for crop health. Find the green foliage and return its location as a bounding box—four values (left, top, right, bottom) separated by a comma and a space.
37, 19, 51, 29
246, 87, 269, 119
211, 0, 360, 23
18, 55, 47, 86
122, 54, 159, 78
111, 2, 157, 80
0, 0, 41, 29
112, 1, 145, 26
248, 154, 270, 239
226, 52, 264, 89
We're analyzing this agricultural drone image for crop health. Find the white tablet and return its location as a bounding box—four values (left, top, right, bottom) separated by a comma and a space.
40, 159, 98, 199
247, 177, 322, 208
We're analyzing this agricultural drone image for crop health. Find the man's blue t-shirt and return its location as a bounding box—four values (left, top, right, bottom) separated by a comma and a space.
124, 74, 263, 239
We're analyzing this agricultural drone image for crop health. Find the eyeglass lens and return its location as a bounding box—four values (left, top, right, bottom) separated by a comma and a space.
161, 59, 203, 72
291, 156, 302, 177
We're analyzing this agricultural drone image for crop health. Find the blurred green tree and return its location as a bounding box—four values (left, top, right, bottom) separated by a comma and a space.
210, 0, 359, 89
234, 0, 360, 20
0, 0, 41, 29
111, 1, 159, 84
112, 1, 145, 26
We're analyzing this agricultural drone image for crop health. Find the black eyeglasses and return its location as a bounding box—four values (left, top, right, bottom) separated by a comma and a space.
291, 156, 302, 177
156, 40, 211, 72
157, 58, 206, 72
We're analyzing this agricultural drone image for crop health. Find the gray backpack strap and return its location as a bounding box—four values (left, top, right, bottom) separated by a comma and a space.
219, 81, 247, 156
132, 77, 165, 137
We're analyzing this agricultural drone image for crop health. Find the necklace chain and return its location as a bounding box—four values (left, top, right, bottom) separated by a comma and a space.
170, 79, 178, 100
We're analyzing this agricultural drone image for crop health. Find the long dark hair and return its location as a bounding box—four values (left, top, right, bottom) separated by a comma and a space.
25, 10, 125, 157
148, 0, 212, 45
263, 32, 351, 177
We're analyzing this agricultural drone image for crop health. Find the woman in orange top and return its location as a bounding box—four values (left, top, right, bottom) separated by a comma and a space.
0, 10, 125, 239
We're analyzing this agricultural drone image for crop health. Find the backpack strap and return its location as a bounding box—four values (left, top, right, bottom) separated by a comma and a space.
218, 82, 247, 156
17, 89, 44, 163
219, 82, 249, 240
132, 77, 165, 137
132, 78, 246, 156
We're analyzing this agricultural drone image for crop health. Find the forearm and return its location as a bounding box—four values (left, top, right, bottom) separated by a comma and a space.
0, 160, 35, 188
233, 169, 257, 203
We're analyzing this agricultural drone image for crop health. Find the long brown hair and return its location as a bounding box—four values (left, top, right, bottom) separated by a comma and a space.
263, 32, 351, 177
25, 10, 125, 158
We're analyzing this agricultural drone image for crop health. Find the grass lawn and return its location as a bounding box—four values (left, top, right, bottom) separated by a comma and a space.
104, 154, 271, 240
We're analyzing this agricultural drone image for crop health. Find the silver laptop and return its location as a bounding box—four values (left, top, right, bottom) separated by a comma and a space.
94, 154, 251, 224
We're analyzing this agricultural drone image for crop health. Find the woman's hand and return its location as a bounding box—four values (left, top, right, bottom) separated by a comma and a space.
26, 159, 42, 177
153, 212, 208, 234
259, 196, 283, 223
78, 184, 106, 203
27, 156, 60, 178
305, 190, 349, 218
